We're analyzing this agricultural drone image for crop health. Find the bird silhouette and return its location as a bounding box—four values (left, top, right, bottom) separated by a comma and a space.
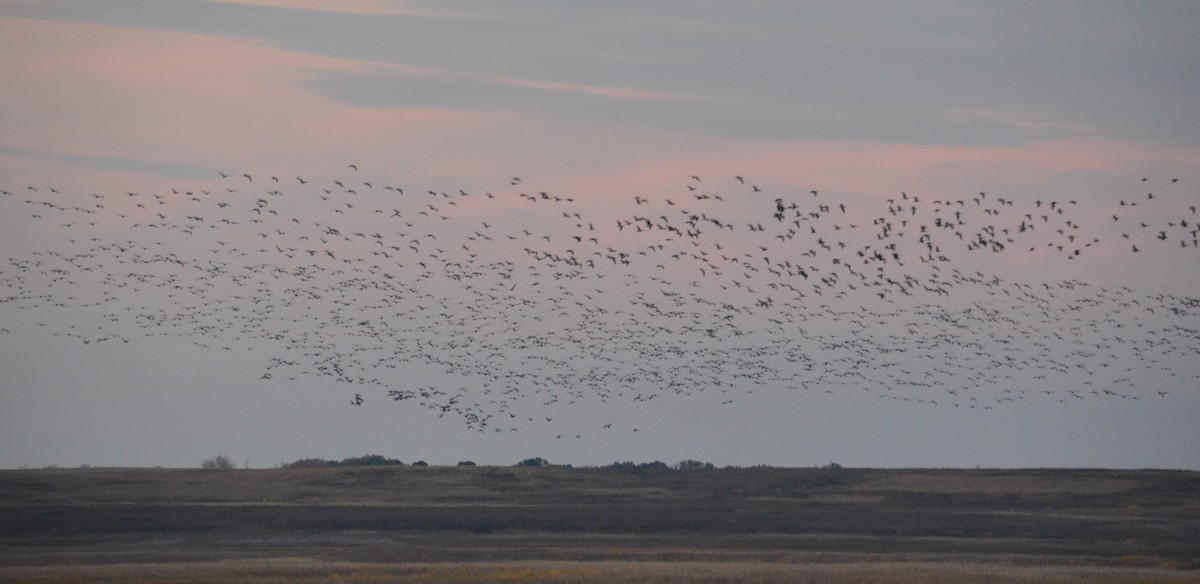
0, 169, 1194, 437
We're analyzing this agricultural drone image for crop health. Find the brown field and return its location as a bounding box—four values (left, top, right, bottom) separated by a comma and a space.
2, 466, 1198, 583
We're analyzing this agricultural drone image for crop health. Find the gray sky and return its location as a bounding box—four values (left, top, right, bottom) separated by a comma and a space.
1, 1, 1198, 469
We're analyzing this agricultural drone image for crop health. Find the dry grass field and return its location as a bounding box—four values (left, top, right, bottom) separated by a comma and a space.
2, 466, 1198, 583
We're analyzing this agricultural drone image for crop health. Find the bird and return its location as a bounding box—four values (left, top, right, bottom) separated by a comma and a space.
0, 167, 1192, 439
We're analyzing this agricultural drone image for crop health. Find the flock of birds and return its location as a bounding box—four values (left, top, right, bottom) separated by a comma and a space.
1, 167, 1197, 436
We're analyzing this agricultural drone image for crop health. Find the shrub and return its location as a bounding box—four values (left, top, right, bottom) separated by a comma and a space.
200, 455, 235, 470
338, 454, 403, 466
516, 457, 550, 467
676, 459, 716, 471
814, 461, 853, 487
457, 461, 477, 466
607, 461, 670, 474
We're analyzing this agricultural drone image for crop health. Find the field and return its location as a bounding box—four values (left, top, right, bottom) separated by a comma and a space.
2, 465, 1199, 582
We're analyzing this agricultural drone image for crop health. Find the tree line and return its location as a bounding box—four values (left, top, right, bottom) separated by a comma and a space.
200, 454, 741, 471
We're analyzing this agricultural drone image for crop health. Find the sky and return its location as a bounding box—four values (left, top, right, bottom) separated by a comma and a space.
1, 1, 1198, 470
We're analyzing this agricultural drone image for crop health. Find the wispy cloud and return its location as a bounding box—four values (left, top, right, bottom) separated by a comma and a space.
8, 2, 1196, 148
946, 108, 1103, 135
489, 73, 701, 102
0, 145, 225, 178
210, 0, 483, 19
343, 60, 704, 102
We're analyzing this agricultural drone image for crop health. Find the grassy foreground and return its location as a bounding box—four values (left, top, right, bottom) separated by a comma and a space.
3, 559, 1199, 584
2, 466, 1198, 583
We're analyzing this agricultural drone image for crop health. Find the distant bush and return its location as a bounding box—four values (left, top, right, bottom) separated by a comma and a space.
338, 454, 403, 467
676, 459, 716, 471
411, 460, 428, 467
457, 461, 476, 466
814, 461, 854, 487
284, 455, 404, 468
200, 455, 235, 470
607, 461, 670, 474
516, 457, 550, 467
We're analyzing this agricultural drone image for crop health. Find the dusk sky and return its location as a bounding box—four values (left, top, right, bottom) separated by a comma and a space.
1, 1, 1198, 470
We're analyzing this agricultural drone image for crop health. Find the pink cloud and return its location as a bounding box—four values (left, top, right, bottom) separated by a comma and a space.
946, 108, 1103, 134
0, 17, 515, 183
210, 0, 483, 18
571, 137, 1200, 205
3, 15, 1197, 230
